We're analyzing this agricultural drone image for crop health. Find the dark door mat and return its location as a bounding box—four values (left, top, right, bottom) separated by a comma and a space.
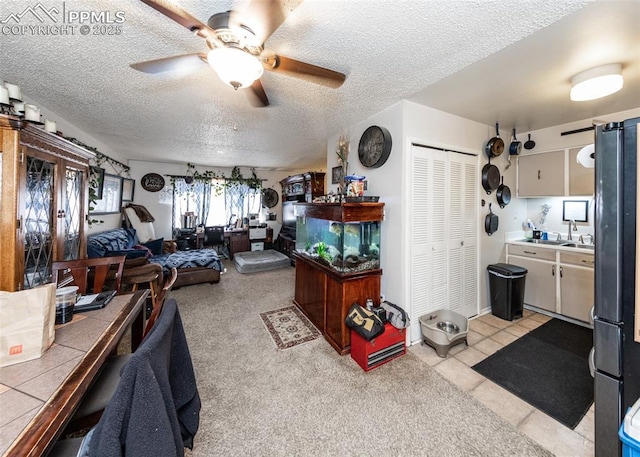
472, 318, 593, 429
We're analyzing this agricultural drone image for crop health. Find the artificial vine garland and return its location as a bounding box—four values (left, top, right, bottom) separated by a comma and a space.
169, 164, 263, 194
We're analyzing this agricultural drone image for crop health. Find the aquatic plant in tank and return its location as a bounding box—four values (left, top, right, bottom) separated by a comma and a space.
296, 216, 381, 274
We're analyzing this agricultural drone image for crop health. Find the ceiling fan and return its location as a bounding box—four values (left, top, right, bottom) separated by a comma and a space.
131, 0, 346, 107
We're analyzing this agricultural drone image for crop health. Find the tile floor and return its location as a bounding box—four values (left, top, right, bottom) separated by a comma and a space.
409, 309, 595, 457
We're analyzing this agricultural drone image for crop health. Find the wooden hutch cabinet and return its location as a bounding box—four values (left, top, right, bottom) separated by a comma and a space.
278, 171, 325, 263
279, 171, 325, 204
292, 202, 384, 355
0, 116, 92, 291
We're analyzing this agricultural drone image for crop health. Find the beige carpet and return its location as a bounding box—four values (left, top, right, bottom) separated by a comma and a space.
171, 260, 552, 457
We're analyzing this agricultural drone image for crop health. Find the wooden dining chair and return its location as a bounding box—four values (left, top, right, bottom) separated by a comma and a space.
52, 255, 126, 294
61, 268, 180, 436
122, 262, 164, 316
145, 267, 178, 336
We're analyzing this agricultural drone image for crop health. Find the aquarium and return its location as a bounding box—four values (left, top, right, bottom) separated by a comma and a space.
295, 216, 381, 274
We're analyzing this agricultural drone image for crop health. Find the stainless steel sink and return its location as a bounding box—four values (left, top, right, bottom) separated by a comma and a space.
519, 239, 594, 250
519, 239, 564, 246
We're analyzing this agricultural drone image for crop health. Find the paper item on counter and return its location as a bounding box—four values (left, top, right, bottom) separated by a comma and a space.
76, 294, 99, 306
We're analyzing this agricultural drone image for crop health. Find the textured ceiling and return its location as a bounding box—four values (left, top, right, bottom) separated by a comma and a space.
3, 0, 635, 172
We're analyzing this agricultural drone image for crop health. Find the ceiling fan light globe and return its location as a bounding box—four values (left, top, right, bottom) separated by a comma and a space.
208, 47, 263, 89
570, 64, 623, 101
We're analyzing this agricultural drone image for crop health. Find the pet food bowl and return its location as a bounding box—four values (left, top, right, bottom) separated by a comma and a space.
420, 309, 469, 358
436, 321, 460, 334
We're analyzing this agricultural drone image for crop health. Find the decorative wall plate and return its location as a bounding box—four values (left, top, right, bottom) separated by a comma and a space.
141, 173, 165, 192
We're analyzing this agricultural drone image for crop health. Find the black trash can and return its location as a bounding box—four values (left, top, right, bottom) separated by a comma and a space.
487, 263, 527, 321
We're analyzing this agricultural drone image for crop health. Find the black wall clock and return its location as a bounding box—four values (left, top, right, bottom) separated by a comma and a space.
358, 125, 392, 168
140, 173, 165, 192
262, 188, 279, 208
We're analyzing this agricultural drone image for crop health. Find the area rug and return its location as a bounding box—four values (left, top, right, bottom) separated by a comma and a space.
259, 305, 321, 350
472, 318, 593, 429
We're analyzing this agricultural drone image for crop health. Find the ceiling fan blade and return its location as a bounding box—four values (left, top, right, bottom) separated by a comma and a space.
130, 53, 208, 74
262, 54, 345, 88
231, 0, 303, 44
246, 79, 270, 107
139, 0, 220, 43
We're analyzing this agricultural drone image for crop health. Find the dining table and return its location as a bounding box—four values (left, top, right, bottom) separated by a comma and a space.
0, 290, 148, 457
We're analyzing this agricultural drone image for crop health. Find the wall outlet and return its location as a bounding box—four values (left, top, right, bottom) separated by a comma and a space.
380, 294, 385, 303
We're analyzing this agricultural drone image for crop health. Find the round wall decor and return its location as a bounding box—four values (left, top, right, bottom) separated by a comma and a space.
140, 173, 165, 192
358, 125, 392, 168
262, 188, 279, 208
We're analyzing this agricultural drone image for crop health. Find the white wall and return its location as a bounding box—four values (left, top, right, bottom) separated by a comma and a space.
326, 100, 520, 341
326, 101, 404, 315
125, 161, 321, 240
401, 101, 524, 325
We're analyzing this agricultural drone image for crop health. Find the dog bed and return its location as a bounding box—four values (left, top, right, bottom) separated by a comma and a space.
233, 249, 291, 274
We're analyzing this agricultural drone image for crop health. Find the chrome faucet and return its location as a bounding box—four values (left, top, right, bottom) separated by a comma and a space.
568, 219, 577, 241
579, 233, 595, 245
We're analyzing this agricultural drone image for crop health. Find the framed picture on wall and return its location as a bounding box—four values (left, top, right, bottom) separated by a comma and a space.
89, 166, 105, 200
331, 166, 343, 184
122, 178, 135, 202
91, 174, 122, 214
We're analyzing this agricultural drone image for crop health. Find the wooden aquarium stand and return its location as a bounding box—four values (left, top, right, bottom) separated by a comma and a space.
292, 202, 384, 355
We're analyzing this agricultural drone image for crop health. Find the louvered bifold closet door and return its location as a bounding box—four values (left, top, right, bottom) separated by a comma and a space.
409, 145, 478, 341
448, 155, 479, 318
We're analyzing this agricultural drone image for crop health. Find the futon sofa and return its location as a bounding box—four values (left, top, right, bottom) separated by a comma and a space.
87, 227, 222, 288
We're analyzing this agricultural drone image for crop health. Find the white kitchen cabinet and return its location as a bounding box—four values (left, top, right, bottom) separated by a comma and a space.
517, 150, 565, 197
558, 251, 594, 323
507, 243, 594, 323
517, 147, 594, 197
508, 255, 557, 313
559, 264, 593, 322
568, 147, 595, 195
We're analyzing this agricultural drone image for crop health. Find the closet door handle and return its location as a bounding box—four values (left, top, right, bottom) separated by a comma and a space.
538, 170, 541, 180
559, 266, 563, 278
552, 265, 555, 276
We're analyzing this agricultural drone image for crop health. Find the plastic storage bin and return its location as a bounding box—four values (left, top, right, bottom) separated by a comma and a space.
487, 263, 527, 321
620, 397, 640, 457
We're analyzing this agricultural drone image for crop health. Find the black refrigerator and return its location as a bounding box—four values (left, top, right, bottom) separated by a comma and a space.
594, 117, 640, 457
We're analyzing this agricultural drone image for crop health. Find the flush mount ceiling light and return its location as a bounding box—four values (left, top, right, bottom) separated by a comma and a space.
207, 47, 264, 90
570, 64, 623, 101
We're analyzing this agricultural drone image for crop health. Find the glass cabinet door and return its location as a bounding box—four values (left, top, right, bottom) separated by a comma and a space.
23, 155, 56, 289
62, 165, 85, 260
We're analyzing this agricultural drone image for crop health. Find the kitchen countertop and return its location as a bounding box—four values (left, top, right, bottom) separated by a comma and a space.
507, 239, 594, 255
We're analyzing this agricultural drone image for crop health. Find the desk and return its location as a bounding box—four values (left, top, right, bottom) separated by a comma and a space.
225, 229, 249, 260
0, 290, 148, 457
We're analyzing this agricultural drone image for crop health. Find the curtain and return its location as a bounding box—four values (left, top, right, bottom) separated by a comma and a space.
171, 178, 212, 235
225, 182, 249, 224
173, 178, 261, 233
